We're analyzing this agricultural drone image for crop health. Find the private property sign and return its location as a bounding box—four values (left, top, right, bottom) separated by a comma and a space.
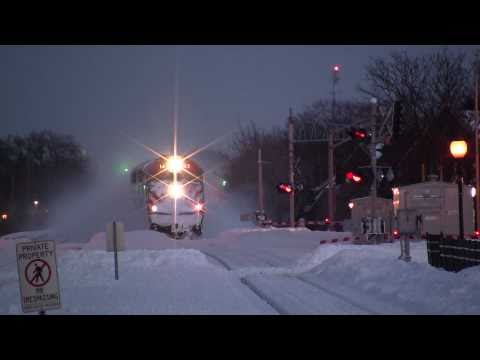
16, 240, 61, 313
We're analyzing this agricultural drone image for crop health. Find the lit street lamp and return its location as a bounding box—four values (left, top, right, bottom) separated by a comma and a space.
450, 140, 468, 239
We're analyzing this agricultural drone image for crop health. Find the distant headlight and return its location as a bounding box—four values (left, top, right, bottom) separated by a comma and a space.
151, 205, 158, 213
194, 203, 204, 212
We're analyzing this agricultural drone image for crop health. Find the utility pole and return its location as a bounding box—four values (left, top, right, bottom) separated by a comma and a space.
475, 59, 479, 231
288, 109, 295, 228
258, 148, 264, 214
370, 98, 378, 221
328, 65, 340, 226
328, 129, 335, 224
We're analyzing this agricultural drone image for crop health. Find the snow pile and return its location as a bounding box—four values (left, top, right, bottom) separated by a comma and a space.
5, 224, 478, 315
307, 247, 480, 314
292, 243, 359, 273
1, 248, 276, 315
214, 228, 352, 254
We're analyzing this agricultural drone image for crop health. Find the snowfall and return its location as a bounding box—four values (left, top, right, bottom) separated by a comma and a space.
2, 226, 480, 315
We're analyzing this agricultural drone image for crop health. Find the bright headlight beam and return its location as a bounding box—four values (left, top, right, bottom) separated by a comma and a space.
166, 156, 185, 173
167, 183, 185, 199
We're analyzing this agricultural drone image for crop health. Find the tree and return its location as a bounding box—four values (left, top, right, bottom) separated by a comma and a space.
0, 131, 90, 235
359, 47, 474, 185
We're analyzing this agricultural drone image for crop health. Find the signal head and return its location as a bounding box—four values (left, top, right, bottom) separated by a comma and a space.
346, 172, 363, 184
277, 183, 293, 194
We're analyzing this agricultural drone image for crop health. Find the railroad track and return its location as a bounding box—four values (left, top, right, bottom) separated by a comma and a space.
201, 250, 377, 315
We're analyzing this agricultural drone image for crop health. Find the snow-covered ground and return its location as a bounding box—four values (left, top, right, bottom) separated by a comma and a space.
1, 227, 480, 315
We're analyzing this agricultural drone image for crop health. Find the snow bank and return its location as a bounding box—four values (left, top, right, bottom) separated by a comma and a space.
1, 248, 276, 315
306, 246, 480, 314
83, 230, 205, 251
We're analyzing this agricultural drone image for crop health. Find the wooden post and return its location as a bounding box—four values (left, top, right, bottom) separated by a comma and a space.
258, 148, 264, 213
113, 221, 119, 280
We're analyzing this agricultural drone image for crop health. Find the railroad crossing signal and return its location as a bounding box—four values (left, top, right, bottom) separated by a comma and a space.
277, 183, 293, 194
349, 128, 369, 142
346, 171, 363, 184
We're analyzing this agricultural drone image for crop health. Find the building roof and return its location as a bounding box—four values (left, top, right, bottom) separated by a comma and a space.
351, 196, 392, 203
399, 180, 469, 191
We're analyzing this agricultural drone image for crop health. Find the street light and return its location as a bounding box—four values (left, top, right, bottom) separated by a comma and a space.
450, 140, 468, 240
450, 141, 468, 159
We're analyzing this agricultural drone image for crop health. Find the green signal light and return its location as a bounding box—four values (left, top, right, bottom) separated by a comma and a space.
124, 168, 129, 173
221, 180, 227, 187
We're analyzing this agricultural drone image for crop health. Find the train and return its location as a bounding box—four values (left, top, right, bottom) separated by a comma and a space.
130, 155, 205, 239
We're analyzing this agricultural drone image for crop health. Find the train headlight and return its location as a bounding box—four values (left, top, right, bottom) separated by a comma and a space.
167, 183, 184, 199
166, 156, 185, 173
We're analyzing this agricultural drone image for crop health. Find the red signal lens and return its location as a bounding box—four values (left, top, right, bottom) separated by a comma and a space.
354, 130, 366, 139
279, 184, 293, 193
346, 172, 362, 183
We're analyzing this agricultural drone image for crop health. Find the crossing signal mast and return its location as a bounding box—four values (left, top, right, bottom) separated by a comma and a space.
289, 63, 401, 230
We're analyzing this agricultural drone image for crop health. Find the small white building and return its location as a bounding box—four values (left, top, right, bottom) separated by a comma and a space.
350, 196, 394, 236
394, 175, 474, 237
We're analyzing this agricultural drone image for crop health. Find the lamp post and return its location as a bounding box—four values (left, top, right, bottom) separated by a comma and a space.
450, 140, 468, 240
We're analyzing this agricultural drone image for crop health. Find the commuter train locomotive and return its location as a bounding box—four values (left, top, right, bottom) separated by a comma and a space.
131, 156, 205, 239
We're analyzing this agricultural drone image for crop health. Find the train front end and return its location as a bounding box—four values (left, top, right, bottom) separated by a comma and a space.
132, 156, 205, 239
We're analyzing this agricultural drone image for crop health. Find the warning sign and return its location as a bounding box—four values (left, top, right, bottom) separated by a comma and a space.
16, 240, 61, 313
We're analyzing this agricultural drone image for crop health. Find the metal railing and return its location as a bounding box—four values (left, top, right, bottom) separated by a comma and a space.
426, 233, 480, 272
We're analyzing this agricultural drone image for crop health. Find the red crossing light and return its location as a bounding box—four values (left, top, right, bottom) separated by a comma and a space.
278, 184, 293, 194
349, 128, 368, 142
354, 130, 367, 139
346, 172, 363, 183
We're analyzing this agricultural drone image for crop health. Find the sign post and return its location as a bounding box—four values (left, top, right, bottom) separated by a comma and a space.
16, 240, 61, 314
106, 221, 125, 280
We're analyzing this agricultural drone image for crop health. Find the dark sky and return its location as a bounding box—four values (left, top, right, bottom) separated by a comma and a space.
1, 45, 479, 167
